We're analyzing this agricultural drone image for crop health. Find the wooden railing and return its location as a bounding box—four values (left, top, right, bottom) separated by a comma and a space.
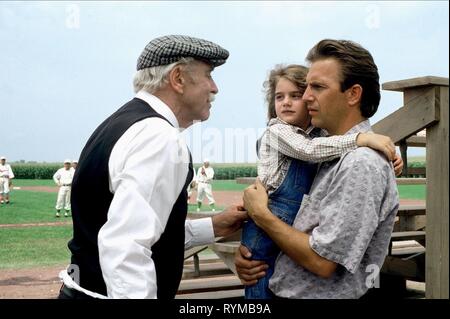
373, 76, 449, 299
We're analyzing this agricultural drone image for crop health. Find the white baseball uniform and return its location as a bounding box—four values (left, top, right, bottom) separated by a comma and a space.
0, 163, 14, 194
196, 165, 215, 204
53, 167, 75, 211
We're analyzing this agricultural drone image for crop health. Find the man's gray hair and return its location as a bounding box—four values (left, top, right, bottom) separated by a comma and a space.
133, 57, 195, 93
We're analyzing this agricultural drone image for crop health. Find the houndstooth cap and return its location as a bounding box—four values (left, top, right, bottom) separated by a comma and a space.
137, 35, 229, 70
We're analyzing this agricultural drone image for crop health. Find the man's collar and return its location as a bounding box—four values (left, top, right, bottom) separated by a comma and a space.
345, 119, 372, 135
135, 90, 179, 128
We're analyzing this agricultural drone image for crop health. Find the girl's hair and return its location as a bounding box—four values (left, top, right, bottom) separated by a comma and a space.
263, 64, 309, 121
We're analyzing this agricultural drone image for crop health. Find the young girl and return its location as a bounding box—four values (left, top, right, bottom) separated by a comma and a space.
241, 64, 400, 299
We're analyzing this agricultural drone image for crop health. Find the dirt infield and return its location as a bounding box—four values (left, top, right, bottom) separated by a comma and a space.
0, 266, 62, 299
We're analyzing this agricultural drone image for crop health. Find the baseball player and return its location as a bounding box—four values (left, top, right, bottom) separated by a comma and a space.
187, 165, 197, 204
53, 159, 75, 217
71, 160, 78, 170
196, 159, 215, 212
0, 156, 15, 204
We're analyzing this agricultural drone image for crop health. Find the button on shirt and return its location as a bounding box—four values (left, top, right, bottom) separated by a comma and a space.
53, 168, 74, 186
269, 120, 399, 299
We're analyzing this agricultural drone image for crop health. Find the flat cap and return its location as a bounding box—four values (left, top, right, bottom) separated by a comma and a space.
137, 35, 229, 70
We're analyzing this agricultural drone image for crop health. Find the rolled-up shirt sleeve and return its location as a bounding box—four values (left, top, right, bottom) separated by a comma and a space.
98, 118, 189, 299
309, 154, 388, 273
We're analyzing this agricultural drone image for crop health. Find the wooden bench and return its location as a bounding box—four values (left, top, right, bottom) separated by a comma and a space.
178, 252, 244, 299
184, 245, 209, 277
391, 231, 426, 242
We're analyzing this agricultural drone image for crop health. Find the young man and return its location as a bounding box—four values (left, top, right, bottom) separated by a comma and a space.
236, 39, 400, 299
59, 35, 247, 299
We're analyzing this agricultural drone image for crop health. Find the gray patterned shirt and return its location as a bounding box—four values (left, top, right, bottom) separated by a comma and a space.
269, 120, 399, 299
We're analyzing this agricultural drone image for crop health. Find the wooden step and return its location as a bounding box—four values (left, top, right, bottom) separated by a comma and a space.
397, 204, 426, 216
178, 275, 243, 294
182, 261, 233, 279
396, 178, 426, 185
391, 231, 426, 242
391, 245, 425, 256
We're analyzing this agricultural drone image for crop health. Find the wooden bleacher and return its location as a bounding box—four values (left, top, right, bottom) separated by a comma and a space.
177, 248, 244, 299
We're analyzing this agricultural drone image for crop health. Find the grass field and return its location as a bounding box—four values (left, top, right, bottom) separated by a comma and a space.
0, 191, 59, 224
12, 179, 56, 187
0, 225, 72, 269
0, 179, 426, 270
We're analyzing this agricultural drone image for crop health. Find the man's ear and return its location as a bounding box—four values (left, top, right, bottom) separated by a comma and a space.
168, 65, 185, 94
346, 84, 363, 107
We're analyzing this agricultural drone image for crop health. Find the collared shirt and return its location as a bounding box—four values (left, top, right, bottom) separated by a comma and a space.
258, 117, 358, 194
197, 166, 214, 183
269, 120, 399, 299
53, 167, 75, 185
0, 164, 14, 178
88, 90, 215, 299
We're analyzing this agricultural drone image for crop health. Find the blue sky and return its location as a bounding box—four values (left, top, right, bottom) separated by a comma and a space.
1, 1, 448, 163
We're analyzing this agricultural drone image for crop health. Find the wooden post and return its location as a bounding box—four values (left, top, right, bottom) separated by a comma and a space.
425, 84, 449, 299
382, 76, 449, 299
399, 140, 408, 176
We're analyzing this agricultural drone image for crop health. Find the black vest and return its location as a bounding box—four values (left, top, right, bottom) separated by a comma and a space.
68, 98, 193, 298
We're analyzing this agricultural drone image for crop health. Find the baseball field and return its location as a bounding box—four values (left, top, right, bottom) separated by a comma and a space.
0, 179, 425, 298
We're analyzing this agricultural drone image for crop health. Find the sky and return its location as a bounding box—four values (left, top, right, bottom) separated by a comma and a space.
0, 1, 448, 164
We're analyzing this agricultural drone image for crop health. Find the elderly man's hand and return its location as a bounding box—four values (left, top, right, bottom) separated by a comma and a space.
211, 205, 247, 238
234, 244, 268, 285
243, 178, 270, 226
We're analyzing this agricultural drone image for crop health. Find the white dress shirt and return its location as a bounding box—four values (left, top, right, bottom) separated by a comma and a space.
95, 91, 214, 298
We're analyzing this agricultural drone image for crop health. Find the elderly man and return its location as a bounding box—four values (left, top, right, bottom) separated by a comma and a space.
196, 158, 216, 212
53, 159, 75, 217
236, 39, 400, 299
59, 35, 247, 299
0, 156, 15, 204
